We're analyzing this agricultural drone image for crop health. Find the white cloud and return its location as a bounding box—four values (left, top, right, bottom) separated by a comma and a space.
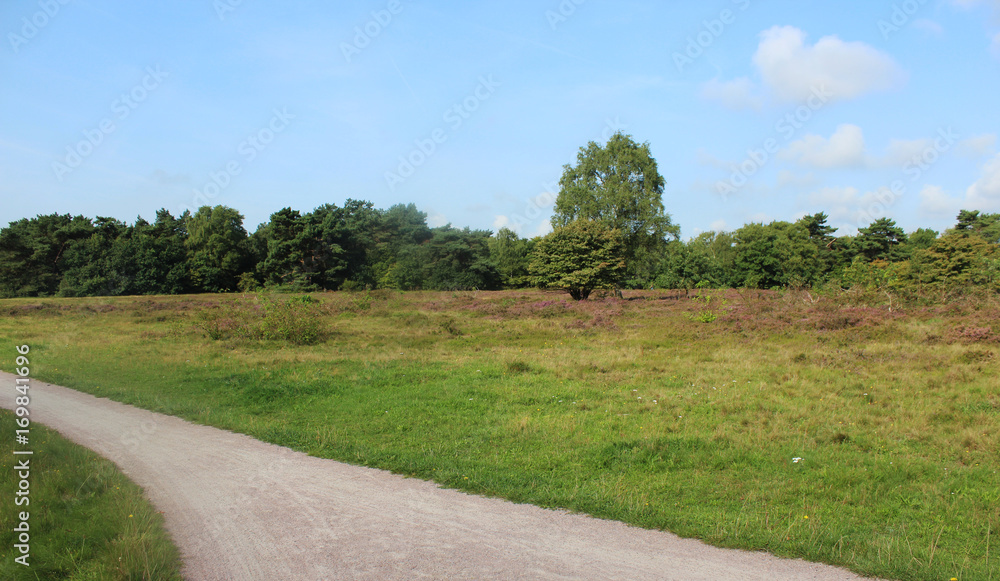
951, 0, 1000, 11
808, 185, 860, 209
745, 212, 774, 225
700, 77, 762, 111
958, 134, 997, 158
779, 124, 867, 168
493, 215, 512, 231
752, 26, 905, 103
881, 137, 934, 167
805, 185, 900, 227
532, 220, 553, 238
966, 152, 1000, 209
709, 219, 728, 232
919, 185, 963, 216
427, 212, 448, 227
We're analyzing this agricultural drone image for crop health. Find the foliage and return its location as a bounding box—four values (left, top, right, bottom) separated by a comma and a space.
552, 132, 677, 285
185, 205, 250, 293
731, 221, 819, 288
2, 200, 998, 300
196, 293, 326, 344
684, 290, 728, 323
489, 227, 535, 288
910, 231, 999, 289
856, 217, 909, 262
0, 213, 95, 297
529, 220, 626, 300
955, 209, 1000, 243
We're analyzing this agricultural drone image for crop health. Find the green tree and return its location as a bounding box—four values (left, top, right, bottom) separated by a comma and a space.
420, 226, 499, 291
857, 218, 909, 262
255, 208, 323, 289
529, 220, 626, 300
314, 199, 382, 289
907, 228, 939, 251
374, 203, 433, 286
489, 227, 534, 288
551, 132, 677, 286
185, 206, 249, 293
953, 209, 1000, 244
134, 209, 189, 294
912, 231, 998, 288
0, 213, 94, 297
58, 216, 132, 296
731, 221, 819, 288
796, 212, 839, 281
654, 232, 730, 291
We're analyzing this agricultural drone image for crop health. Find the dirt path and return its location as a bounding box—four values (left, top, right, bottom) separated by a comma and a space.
1, 372, 883, 580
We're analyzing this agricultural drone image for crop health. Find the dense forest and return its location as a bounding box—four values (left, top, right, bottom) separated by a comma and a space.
0, 201, 997, 299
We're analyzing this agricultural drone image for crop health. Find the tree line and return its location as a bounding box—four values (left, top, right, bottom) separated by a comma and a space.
1, 133, 997, 299
2, 203, 995, 299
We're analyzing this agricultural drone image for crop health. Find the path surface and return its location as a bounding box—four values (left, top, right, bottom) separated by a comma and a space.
1, 372, 883, 581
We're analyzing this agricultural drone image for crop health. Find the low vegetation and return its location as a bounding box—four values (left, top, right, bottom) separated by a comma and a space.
0, 410, 182, 580
0, 289, 996, 580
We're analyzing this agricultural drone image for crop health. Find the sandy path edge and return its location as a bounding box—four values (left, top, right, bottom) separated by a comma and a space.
1, 372, 884, 581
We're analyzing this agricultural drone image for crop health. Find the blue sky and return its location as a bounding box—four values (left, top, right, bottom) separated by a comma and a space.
2, 0, 999, 239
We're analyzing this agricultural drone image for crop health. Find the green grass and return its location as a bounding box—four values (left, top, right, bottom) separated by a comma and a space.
0, 289, 997, 580
0, 410, 182, 580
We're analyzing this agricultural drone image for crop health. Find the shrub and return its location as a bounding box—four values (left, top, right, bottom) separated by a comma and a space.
195, 293, 325, 345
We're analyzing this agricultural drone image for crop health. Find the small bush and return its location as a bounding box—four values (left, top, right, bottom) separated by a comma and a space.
507, 360, 532, 373
196, 294, 326, 345
951, 325, 995, 344
685, 292, 726, 323
437, 316, 463, 336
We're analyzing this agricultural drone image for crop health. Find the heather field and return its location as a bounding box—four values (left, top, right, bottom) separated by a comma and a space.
1, 289, 997, 580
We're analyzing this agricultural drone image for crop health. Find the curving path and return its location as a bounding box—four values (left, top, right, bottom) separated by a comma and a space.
1, 372, 883, 580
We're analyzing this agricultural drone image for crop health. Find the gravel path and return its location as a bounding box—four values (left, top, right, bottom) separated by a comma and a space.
1, 372, 883, 580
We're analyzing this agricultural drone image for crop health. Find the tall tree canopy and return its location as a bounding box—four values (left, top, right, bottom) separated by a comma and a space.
857, 218, 909, 262
551, 132, 677, 286
185, 205, 249, 293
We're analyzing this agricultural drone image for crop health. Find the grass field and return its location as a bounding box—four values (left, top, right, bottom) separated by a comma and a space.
0, 289, 997, 580
0, 409, 182, 580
